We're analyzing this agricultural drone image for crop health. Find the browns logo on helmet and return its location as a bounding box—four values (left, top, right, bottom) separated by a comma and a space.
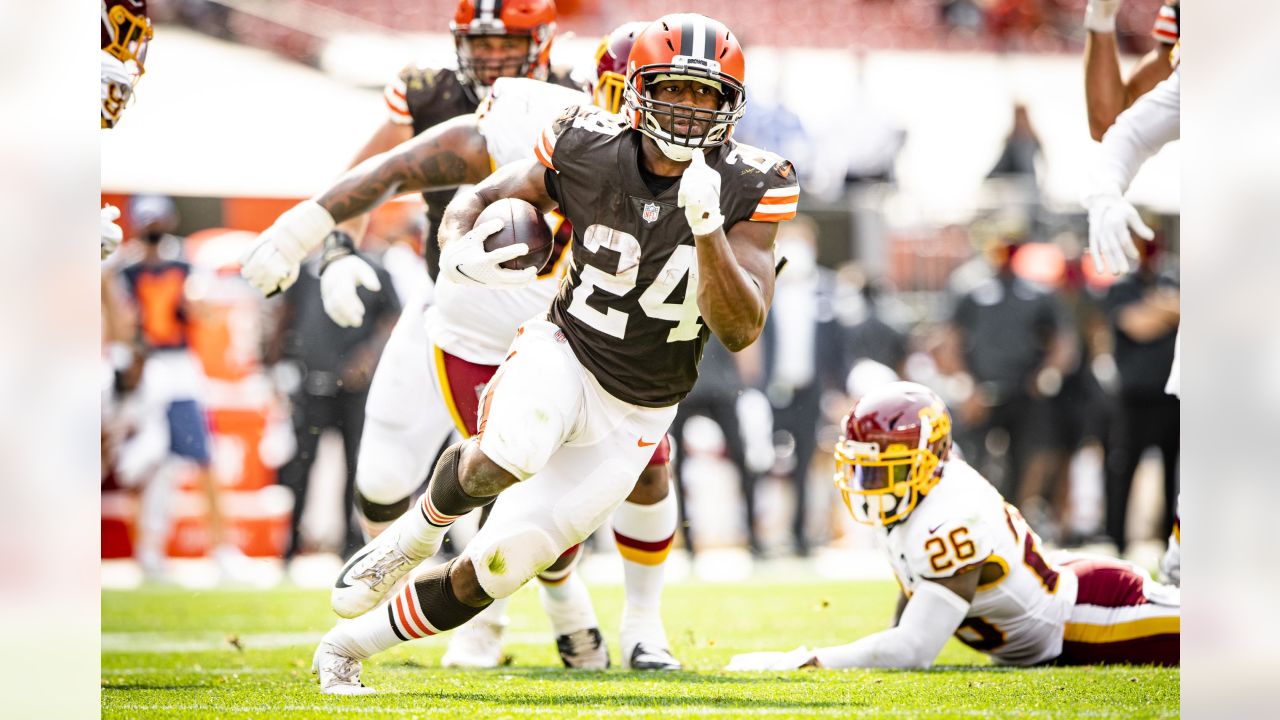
834, 382, 954, 527
590, 21, 648, 115
450, 0, 557, 100
101, 1, 151, 129
623, 14, 747, 162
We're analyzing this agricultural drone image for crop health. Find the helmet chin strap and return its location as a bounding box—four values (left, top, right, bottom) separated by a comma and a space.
655, 138, 695, 162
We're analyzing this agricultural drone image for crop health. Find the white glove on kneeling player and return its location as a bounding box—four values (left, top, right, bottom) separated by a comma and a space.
1083, 0, 1123, 33
101, 204, 123, 259
322, 255, 383, 328
677, 149, 724, 236
240, 200, 335, 296
1084, 187, 1153, 275
726, 646, 816, 671
440, 218, 536, 288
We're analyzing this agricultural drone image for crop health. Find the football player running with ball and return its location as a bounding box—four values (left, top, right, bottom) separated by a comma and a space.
305, 13, 799, 694
728, 382, 1179, 671
246, 23, 688, 673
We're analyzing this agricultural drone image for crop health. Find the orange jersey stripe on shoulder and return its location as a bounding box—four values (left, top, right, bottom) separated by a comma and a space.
534, 137, 556, 170
757, 194, 799, 206
751, 210, 798, 222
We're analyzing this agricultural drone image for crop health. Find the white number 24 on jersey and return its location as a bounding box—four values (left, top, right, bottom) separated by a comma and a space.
567, 224, 702, 342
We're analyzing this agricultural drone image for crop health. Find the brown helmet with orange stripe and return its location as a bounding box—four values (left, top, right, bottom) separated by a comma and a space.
623, 14, 747, 162
450, 0, 557, 101
589, 21, 648, 115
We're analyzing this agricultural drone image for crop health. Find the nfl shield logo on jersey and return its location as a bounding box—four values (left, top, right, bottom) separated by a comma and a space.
642, 202, 660, 224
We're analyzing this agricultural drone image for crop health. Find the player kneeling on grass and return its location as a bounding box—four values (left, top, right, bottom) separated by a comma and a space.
728, 382, 1179, 671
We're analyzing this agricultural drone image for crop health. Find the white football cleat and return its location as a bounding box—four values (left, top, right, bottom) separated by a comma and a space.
442, 617, 507, 668
332, 540, 420, 619
556, 627, 609, 669
312, 639, 374, 695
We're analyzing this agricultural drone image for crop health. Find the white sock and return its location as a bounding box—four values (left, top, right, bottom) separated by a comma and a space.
389, 493, 460, 559
538, 572, 598, 636
325, 607, 405, 661
612, 493, 677, 649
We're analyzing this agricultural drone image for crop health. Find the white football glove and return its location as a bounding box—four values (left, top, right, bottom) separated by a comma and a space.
1083, 0, 1123, 33
101, 204, 123, 259
321, 255, 383, 328
726, 646, 816, 672
240, 200, 335, 296
1084, 189, 1154, 275
440, 218, 536, 288
677, 149, 725, 236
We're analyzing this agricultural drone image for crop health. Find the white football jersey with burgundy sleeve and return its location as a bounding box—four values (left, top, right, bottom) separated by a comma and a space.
881, 459, 1078, 666
429, 78, 585, 365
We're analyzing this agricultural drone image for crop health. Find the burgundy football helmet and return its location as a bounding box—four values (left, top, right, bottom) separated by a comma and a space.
590, 21, 648, 114
833, 381, 953, 526
101, 1, 151, 128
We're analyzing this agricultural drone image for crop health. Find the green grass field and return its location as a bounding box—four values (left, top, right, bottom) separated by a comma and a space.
102, 579, 1178, 718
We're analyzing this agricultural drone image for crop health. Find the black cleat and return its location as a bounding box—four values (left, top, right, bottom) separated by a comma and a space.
626, 642, 682, 671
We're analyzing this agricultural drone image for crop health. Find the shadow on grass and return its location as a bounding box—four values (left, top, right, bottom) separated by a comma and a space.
102, 683, 212, 691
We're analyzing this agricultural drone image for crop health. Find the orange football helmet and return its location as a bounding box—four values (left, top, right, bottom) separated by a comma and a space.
590, 21, 648, 114
624, 14, 746, 160
450, 0, 557, 100
834, 382, 953, 527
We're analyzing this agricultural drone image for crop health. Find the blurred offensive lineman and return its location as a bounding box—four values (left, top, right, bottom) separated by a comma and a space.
243, 24, 686, 674
727, 382, 1179, 671
247, 0, 571, 295
1083, 0, 1179, 141
101, 0, 153, 259
306, 13, 798, 693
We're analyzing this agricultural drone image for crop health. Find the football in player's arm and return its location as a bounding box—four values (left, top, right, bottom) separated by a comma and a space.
435, 111, 780, 352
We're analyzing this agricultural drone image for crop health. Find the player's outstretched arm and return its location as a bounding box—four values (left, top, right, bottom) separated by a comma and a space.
1083, 1, 1176, 140
1083, 70, 1178, 274
727, 567, 979, 671
317, 116, 493, 225
240, 116, 492, 298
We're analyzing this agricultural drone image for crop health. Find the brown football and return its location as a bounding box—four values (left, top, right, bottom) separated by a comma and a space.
478, 198, 554, 273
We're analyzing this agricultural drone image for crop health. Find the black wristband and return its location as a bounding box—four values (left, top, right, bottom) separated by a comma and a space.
318, 230, 357, 275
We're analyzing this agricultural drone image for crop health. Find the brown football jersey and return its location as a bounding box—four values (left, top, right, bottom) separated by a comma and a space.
536, 105, 799, 407
384, 65, 578, 279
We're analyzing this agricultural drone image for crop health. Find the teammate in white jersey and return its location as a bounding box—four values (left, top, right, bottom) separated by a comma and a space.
728, 382, 1179, 671
241, 23, 684, 678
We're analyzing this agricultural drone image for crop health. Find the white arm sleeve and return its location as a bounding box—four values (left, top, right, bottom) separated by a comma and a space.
1095, 68, 1180, 194
812, 581, 970, 669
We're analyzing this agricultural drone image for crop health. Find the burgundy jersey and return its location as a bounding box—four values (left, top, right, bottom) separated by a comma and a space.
536, 105, 799, 407
384, 64, 577, 279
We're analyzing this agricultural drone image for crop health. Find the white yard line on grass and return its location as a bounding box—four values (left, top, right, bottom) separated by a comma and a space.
104, 704, 1157, 718
102, 631, 555, 653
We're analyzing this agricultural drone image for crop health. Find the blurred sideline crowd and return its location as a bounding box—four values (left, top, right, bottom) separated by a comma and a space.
100, 182, 1177, 581
153, 0, 1166, 63
101, 1, 1178, 585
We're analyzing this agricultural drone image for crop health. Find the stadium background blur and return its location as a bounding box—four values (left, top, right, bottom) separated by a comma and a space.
10, 2, 1259, 712
99, 0, 1181, 585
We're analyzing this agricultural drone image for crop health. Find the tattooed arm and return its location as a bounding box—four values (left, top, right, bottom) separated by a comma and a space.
317, 115, 493, 226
